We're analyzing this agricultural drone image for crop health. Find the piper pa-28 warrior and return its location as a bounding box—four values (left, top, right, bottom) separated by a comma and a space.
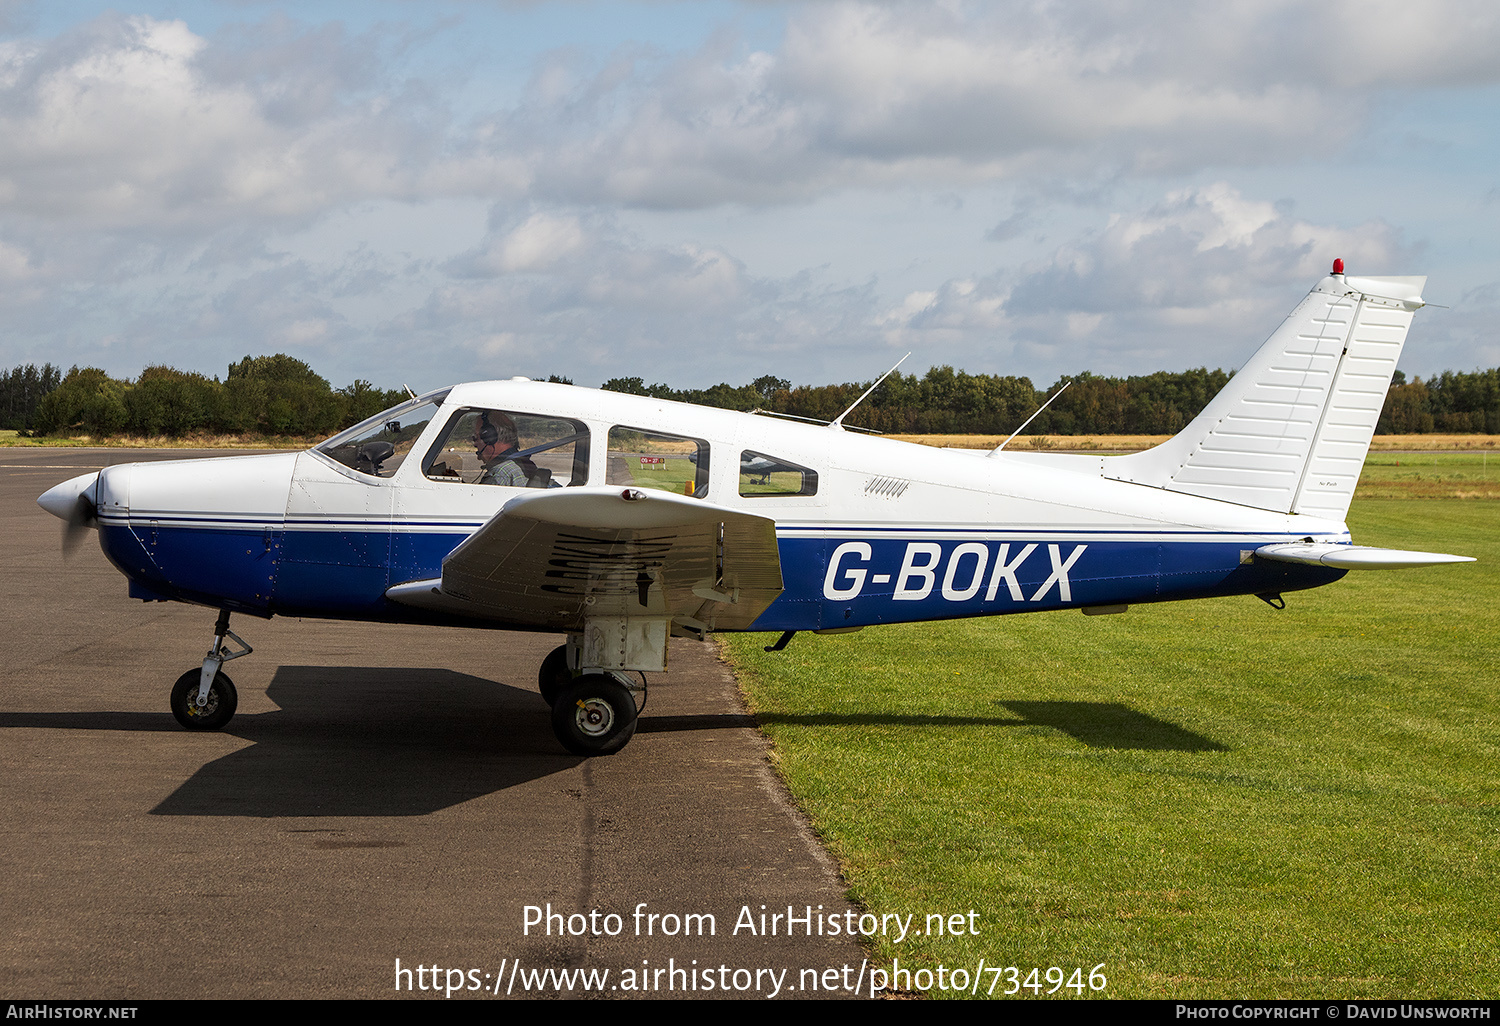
38, 262, 1473, 756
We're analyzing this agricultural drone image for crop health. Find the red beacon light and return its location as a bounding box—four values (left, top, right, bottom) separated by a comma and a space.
1332, 258, 1345, 275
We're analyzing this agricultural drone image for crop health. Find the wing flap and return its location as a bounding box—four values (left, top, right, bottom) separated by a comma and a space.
387, 487, 783, 631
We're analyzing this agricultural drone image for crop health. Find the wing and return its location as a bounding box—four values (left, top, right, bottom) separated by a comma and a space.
385, 487, 784, 633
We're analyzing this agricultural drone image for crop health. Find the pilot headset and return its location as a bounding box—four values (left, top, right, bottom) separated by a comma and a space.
477, 414, 500, 446
477, 413, 518, 448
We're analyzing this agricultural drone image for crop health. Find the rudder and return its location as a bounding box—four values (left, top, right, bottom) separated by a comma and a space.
1104, 266, 1426, 520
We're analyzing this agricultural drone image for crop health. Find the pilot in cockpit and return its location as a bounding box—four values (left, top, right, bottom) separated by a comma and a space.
473, 412, 534, 487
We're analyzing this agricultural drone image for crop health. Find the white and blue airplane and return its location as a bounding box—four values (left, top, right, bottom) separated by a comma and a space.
38, 262, 1472, 756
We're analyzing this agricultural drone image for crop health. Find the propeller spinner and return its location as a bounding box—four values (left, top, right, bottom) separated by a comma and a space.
38, 471, 101, 556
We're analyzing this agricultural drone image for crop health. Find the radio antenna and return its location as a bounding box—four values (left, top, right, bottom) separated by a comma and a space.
830, 353, 910, 431
988, 380, 1071, 456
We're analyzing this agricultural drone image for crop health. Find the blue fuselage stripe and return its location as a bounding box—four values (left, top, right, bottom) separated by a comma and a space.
101, 523, 1344, 629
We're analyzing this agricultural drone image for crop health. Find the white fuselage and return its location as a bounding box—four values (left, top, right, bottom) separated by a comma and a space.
80, 379, 1349, 631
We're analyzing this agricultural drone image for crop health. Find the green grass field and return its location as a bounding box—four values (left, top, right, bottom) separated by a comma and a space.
724, 498, 1498, 998
1358, 452, 1500, 499
0, 428, 306, 448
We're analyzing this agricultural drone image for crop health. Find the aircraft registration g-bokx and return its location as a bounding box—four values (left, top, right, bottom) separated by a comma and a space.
39, 262, 1473, 756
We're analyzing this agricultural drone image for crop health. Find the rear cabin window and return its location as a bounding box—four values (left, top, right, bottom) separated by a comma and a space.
423, 409, 589, 488
606, 427, 709, 497
738, 450, 818, 497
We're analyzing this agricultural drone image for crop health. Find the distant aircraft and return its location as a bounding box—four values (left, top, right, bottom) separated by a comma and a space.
738, 451, 805, 486
39, 261, 1472, 755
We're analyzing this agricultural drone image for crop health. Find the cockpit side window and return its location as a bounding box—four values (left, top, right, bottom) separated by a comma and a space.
738, 451, 818, 497
315, 397, 445, 479
422, 409, 589, 488
606, 426, 709, 497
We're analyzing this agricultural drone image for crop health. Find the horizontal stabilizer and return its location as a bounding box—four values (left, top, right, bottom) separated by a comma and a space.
1255, 542, 1474, 570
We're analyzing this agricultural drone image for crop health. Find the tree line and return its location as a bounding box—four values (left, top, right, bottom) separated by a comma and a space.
601, 367, 1235, 435
602, 365, 1500, 436
1376, 369, 1500, 434
2, 356, 408, 437
3, 357, 1496, 438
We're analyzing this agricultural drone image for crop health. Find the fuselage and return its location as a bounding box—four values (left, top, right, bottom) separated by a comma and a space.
81, 378, 1347, 632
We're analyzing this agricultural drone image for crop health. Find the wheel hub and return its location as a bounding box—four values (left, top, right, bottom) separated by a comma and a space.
574, 697, 615, 737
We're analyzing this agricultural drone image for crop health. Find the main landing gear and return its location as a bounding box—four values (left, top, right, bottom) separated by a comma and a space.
165, 615, 645, 756
170, 610, 250, 731
539, 643, 645, 757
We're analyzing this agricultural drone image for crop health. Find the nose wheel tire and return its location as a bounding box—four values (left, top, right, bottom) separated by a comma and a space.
170, 669, 238, 731
550, 675, 638, 756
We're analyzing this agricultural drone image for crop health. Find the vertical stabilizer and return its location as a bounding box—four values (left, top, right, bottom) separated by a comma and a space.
1104, 270, 1425, 519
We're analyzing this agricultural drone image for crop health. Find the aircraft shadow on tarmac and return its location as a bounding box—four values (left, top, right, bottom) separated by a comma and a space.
0, 664, 774, 818
2, 678, 1222, 818
148, 666, 586, 817
753, 701, 1226, 753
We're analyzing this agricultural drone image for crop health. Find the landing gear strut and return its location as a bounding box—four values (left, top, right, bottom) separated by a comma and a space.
539, 640, 645, 756
170, 610, 251, 731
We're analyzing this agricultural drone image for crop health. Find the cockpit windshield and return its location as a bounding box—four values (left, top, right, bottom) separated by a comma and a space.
314, 390, 450, 478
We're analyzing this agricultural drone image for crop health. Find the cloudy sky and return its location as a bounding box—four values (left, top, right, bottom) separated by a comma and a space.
2, 0, 1498, 394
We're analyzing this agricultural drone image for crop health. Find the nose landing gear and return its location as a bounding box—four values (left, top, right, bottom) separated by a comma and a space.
170, 668, 237, 730
170, 610, 251, 731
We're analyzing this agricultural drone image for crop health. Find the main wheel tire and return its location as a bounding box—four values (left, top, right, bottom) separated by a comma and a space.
538, 644, 574, 706
550, 675, 638, 756
170, 668, 238, 731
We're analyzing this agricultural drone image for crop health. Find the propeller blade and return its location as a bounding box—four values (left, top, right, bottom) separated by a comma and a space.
61, 491, 97, 556
38, 471, 101, 558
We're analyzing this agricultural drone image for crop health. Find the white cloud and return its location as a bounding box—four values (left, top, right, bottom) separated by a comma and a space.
0, 237, 33, 279
877, 184, 1409, 376
877, 290, 937, 327
4, 2, 1499, 232
445, 209, 752, 309
0, 4, 1487, 389
0, 14, 447, 232
1006, 183, 1403, 316
371, 206, 899, 387
487, 0, 1500, 207
455, 212, 587, 275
